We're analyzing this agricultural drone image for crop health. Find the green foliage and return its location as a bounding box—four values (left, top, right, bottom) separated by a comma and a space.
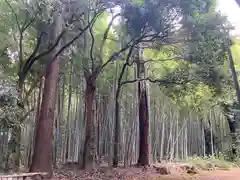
0, 80, 21, 129
122, 0, 213, 37
187, 155, 238, 170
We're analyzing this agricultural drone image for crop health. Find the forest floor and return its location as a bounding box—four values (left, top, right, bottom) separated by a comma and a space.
51, 162, 240, 180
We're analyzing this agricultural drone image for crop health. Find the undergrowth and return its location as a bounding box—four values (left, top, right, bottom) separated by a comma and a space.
186, 154, 238, 170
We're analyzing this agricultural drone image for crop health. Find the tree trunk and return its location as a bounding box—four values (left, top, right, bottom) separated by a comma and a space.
82, 75, 97, 170
29, 56, 60, 176
228, 47, 240, 102
65, 61, 73, 161
137, 47, 149, 166
30, 11, 62, 178
227, 47, 240, 159
137, 82, 149, 166
113, 90, 120, 167
226, 115, 237, 159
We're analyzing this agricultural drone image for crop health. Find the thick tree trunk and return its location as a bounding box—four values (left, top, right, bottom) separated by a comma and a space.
137, 85, 149, 166
82, 75, 97, 170
29, 57, 60, 177
137, 48, 149, 166
30, 10, 62, 177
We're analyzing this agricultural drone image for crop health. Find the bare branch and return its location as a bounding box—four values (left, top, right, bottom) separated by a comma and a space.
25, 31, 45, 67
100, 37, 139, 70
5, 0, 39, 74
99, 13, 121, 60
4, 0, 21, 31
19, 32, 24, 71
117, 46, 135, 86
132, 56, 185, 64
19, 29, 66, 83
89, 19, 95, 72
22, 14, 37, 32
51, 20, 94, 64
46, 11, 103, 71
101, 32, 169, 71
121, 77, 192, 86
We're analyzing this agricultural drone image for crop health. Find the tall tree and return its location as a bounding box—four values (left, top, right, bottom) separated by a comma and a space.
115, 0, 231, 166
137, 45, 150, 166
29, 10, 63, 177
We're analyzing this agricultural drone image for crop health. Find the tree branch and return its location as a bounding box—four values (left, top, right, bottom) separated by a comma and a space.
51, 18, 96, 64
24, 31, 45, 67
99, 13, 121, 62
121, 77, 192, 86
100, 32, 169, 71
89, 19, 95, 72
5, 0, 38, 73
100, 37, 139, 70
19, 29, 66, 83
117, 46, 135, 86
44, 11, 103, 75
137, 56, 187, 64
4, 0, 21, 31
22, 14, 37, 32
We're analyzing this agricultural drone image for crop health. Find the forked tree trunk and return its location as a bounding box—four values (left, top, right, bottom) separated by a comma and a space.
82, 74, 97, 170
30, 11, 62, 178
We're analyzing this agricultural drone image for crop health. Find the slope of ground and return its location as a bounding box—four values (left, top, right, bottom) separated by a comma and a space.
51, 163, 240, 180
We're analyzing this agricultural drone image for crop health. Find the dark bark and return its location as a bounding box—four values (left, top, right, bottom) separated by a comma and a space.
113, 47, 134, 167
137, 86, 150, 165
226, 116, 237, 159
82, 75, 97, 170
137, 52, 149, 166
96, 94, 100, 162
30, 10, 62, 177
29, 57, 60, 177
227, 46, 239, 159
204, 127, 217, 156
30, 77, 44, 168
228, 47, 240, 102
113, 92, 120, 167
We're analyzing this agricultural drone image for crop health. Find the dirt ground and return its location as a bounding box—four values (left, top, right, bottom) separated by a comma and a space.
52, 163, 240, 180
163, 168, 240, 180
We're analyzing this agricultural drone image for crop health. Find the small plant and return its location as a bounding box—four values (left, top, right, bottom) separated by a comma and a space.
186, 155, 237, 171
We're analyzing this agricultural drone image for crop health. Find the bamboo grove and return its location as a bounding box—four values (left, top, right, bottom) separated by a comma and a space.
0, 0, 240, 178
